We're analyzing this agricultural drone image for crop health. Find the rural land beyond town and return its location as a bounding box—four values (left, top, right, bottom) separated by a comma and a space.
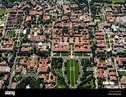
0, 0, 126, 89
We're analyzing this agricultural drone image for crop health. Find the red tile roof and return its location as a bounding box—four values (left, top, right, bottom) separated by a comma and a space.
97, 62, 107, 68
19, 58, 27, 66
43, 15, 50, 21
0, 41, 15, 51
106, 16, 116, 22
27, 59, 38, 70
110, 76, 117, 81
26, 16, 31, 22
9, 8, 17, 13
21, 47, 31, 52
116, 58, 126, 66
11, 82, 16, 89
43, 75, 56, 83
27, 35, 46, 42
68, 30, 74, 36
0, 61, 7, 66
38, 58, 48, 73
29, 10, 42, 15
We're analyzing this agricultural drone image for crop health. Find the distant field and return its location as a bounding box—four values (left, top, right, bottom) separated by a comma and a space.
109, 0, 125, 3
0, 10, 7, 15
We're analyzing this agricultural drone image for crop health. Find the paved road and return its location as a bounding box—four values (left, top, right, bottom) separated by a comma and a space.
87, 0, 92, 17
93, 67, 98, 89
114, 58, 121, 89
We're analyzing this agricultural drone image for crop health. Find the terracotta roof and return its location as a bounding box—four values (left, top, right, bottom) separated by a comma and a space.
21, 47, 31, 52
106, 16, 116, 22
38, 76, 43, 79
110, 76, 117, 81
121, 85, 126, 89
38, 66, 48, 73
15, 66, 22, 74
95, 35, 104, 39
45, 7, 54, 11
98, 68, 104, 78
21, 5, 31, 10
109, 71, 116, 76
107, 67, 115, 71
29, 10, 42, 15
114, 43, 124, 47
94, 58, 100, 64
27, 35, 46, 42
43, 75, 56, 83
18, 10, 23, 13
9, 8, 17, 13
43, 15, 50, 21
68, 30, 74, 36
0, 41, 14, 51
97, 62, 107, 68
0, 66, 10, 73
39, 49, 49, 52
26, 16, 31, 22
4, 75, 8, 80
0, 61, 7, 66
27, 59, 38, 70
11, 82, 16, 89
38, 58, 48, 73
96, 40, 106, 47
19, 58, 27, 65
96, 48, 104, 53
71, 4, 77, 8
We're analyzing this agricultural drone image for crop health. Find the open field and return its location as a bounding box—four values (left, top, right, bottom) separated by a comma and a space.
0, 10, 7, 15
66, 59, 79, 87
119, 71, 126, 76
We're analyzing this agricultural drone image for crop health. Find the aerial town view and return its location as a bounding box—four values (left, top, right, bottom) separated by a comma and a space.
0, 0, 126, 90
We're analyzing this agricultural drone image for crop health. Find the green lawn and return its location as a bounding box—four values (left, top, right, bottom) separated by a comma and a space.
20, 32, 23, 37
119, 72, 126, 76
0, 10, 7, 15
124, 64, 126, 67
108, 0, 125, 3
74, 53, 82, 56
82, 79, 95, 89
66, 59, 79, 87
55, 80, 68, 89
62, 53, 70, 56
0, 16, 7, 21
84, 53, 90, 56
10, 31, 15, 38
101, 60, 105, 63
54, 53, 60, 56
